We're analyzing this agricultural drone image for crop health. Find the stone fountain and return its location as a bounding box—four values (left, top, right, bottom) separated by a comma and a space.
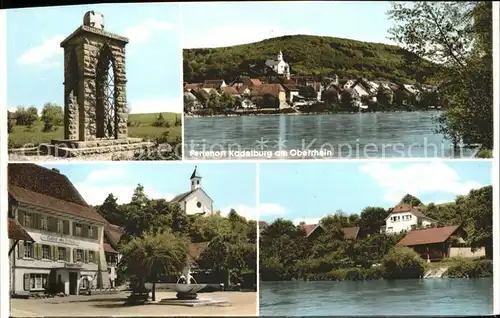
164, 270, 207, 300
150, 269, 230, 307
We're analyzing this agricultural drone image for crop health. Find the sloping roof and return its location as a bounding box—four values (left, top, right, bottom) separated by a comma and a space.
342, 226, 360, 240
8, 218, 34, 241
103, 242, 118, 253
170, 189, 196, 203
203, 80, 224, 88
8, 164, 88, 207
397, 225, 461, 246
237, 76, 262, 87
106, 224, 123, 244
301, 223, 318, 236
265, 59, 280, 67
250, 78, 262, 86
188, 241, 210, 260
282, 84, 300, 92
190, 166, 202, 179
388, 203, 434, 220
222, 86, 240, 95
301, 223, 360, 240
250, 84, 284, 97
9, 185, 108, 224
185, 83, 203, 90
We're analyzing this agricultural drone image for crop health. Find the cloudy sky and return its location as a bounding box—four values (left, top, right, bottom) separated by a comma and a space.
7, 3, 182, 113
259, 161, 492, 224
41, 162, 257, 220
181, 1, 394, 49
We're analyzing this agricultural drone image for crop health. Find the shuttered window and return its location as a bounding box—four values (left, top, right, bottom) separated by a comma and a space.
41, 245, 51, 260
76, 249, 84, 262
57, 247, 66, 261
23, 274, 30, 291
89, 251, 96, 263
21, 242, 34, 259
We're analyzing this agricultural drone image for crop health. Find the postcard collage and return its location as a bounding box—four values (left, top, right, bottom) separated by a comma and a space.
0, 1, 498, 317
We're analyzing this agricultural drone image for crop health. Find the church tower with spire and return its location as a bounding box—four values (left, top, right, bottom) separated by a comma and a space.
277, 50, 283, 62
190, 166, 202, 190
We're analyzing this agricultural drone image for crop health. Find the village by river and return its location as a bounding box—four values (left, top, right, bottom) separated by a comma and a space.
260, 278, 493, 316
184, 111, 477, 159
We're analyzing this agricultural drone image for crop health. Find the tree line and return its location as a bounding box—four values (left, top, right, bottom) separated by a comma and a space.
260, 187, 492, 281
94, 185, 256, 299
8, 103, 63, 133
388, 1, 493, 150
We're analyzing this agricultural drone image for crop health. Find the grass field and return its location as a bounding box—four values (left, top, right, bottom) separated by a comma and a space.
8, 112, 182, 149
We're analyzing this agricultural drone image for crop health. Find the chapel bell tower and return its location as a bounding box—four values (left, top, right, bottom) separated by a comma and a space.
190, 166, 202, 190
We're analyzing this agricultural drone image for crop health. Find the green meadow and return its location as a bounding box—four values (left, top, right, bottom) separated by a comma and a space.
8, 112, 182, 149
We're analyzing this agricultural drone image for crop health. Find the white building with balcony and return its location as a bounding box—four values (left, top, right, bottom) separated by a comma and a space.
381, 203, 437, 234
8, 164, 113, 296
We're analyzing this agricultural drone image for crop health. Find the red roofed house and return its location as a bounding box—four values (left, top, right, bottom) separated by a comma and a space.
203, 79, 227, 90
222, 86, 241, 97
184, 83, 203, 91
250, 84, 288, 109
300, 223, 360, 241
382, 203, 438, 234
396, 225, 484, 262
231, 76, 262, 88
8, 164, 114, 296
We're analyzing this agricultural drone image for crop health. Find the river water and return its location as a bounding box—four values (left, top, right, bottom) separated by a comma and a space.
184, 111, 476, 160
259, 278, 493, 316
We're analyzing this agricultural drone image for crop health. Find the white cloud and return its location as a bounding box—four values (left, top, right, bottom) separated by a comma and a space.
85, 168, 127, 183
292, 217, 322, 226
358, 162, 484, 204
74, 182, 173, 206
183, 24, 313, 49
259, 203, 286, 216
221, 205, 257, 221
124, 19, 176, 45
17, 35, 65, 67
128, 97, 182, 114
17, 18, 175, 67
220, 203, 286, 221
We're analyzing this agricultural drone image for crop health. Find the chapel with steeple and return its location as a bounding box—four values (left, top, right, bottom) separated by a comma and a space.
265, 50, 290, 79
170, 166, 214, 215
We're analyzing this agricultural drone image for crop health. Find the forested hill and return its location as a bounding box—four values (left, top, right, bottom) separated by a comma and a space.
183, 34, 438, 84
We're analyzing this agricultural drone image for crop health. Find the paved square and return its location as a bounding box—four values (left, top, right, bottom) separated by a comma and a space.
10, 291, 257, 317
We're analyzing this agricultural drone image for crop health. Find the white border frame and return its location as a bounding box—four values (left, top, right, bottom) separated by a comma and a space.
492, 1, 499, 315
0, 8, 9, 318
0, 1, 499, 317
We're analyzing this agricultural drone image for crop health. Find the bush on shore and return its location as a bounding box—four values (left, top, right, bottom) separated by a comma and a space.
446, 259, 493, 278
382, 246, 425, 279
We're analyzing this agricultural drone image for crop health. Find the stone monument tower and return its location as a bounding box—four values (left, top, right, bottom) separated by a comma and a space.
51, 11, 148, 157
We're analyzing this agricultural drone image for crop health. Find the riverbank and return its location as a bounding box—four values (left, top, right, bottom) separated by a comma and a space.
261, 259, 493, 282
185, 108, 438, 118
10, 291, 257, 317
